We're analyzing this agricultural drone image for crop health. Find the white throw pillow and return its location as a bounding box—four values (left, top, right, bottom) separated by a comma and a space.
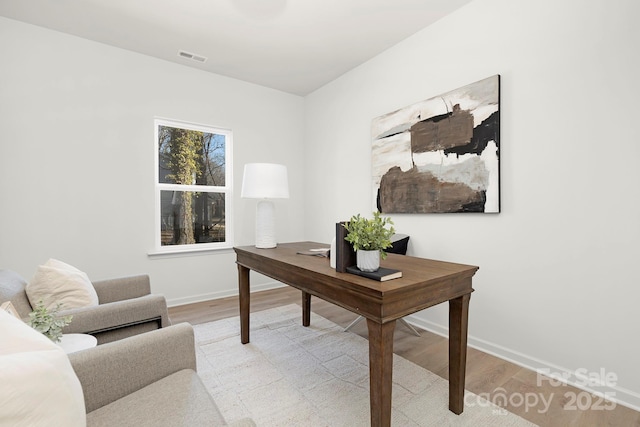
0, 310, 86, 427
26, 259, 99, 311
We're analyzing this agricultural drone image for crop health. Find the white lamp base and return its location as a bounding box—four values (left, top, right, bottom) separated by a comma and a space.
255, 200, 277, 248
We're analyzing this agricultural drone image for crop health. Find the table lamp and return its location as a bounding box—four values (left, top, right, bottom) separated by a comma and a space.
241, 163, 289, 248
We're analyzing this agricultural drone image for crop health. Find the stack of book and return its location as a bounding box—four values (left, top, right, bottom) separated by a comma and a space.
346, 266, 402, 282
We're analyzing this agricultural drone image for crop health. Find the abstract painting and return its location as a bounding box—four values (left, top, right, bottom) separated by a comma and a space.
372, 75, 500, 213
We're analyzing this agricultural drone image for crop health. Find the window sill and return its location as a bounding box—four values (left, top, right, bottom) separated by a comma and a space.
147, 245, 234, 259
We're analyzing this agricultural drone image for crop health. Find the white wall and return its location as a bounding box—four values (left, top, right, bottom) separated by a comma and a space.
304, 0, 640, 409
0, 17, 305, 305
2, 0, 639, 410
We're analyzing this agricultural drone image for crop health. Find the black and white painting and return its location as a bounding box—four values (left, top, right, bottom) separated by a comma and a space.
372, 75, 500, 213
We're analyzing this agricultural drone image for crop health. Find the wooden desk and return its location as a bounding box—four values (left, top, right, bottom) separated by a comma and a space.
235, 242, 478, 427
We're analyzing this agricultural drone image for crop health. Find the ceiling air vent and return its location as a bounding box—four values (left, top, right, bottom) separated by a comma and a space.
178, 50, 207, 63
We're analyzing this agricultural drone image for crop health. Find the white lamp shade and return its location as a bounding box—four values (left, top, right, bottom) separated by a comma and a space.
241, 163, 289, 199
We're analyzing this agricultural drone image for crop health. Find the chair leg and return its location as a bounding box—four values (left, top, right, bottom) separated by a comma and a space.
344, 316, 421, 336
399, 318, 421, 336
343, 315, 365, 332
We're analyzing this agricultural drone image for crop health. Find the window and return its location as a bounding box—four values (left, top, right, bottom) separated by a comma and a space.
154, 118, 233, 253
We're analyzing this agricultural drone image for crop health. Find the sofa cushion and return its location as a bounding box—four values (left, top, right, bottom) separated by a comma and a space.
86, 369, 226, 427
0, 310, 86, 427
26, 259, 99, 311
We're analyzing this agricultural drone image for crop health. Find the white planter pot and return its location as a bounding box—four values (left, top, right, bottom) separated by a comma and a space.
357, 250, 380, 272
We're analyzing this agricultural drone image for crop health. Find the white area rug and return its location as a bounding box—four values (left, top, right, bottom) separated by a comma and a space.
194, 304, 537, 426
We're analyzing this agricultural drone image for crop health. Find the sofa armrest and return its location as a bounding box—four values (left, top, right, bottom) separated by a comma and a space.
59, 294, 170, 334
68, 323, 196, 413
92, 275, 151, 304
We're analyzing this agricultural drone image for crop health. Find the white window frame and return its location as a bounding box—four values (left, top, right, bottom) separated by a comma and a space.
152, 118, 234, 254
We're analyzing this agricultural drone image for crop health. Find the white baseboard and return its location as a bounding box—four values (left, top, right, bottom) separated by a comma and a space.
166, 281, 286, 307
404, 315, 640, 412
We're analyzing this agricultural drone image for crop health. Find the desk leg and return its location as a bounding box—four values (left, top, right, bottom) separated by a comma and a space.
367, 319, 395, 427
238, 264, 250, 344
301, 291, 311, 327
449, 293, 471, 414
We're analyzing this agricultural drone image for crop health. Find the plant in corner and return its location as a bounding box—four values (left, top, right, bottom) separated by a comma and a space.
28, 300, 73, 343
343, 211, 395, 272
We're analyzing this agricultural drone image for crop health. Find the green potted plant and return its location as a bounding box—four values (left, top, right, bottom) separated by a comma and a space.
343, 211, 395, 272
28, 300, 73, 343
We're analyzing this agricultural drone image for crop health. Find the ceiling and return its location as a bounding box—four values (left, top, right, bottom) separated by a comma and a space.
0, 0, 472, 95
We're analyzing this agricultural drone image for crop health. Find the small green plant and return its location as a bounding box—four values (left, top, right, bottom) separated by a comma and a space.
343, 211, 395, 259
28, 301, 73, 343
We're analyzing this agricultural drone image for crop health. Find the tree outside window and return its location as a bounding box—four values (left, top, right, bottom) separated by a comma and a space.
155, 119, 233, 252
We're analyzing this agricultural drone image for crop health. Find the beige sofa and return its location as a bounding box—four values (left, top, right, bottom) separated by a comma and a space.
0, 269, 170, 344
70, 323, 255, 426
0, 305, 254, 426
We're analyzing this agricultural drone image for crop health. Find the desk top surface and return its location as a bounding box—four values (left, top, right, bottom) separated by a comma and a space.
235, 241, 478, 292
235, 241, 479, 321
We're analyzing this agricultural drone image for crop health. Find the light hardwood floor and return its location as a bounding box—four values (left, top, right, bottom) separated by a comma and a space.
169, 286, 640, 427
